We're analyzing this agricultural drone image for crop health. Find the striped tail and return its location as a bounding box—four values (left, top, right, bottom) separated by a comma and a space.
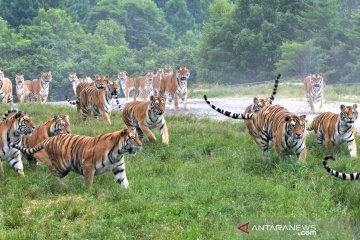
112, 94, 122, 109
323, 156, 360, 180
65, 96, 78, 105
10, 142, 44, 155
2, 108, 18, 121
203, 95, 253, 120
268, 73, 281, 104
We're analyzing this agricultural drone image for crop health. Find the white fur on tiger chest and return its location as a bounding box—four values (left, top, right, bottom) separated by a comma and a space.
332, 123, 353, 145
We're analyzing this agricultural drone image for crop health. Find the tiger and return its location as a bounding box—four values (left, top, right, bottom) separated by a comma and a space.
308, 104, 357, 158
32, 71, 52, 103
134, 71, 155, 101
0, 109, 35, 176
323, 156, 360, 180
0, 69, 13, 103
122, 95, 168, 144
153, 68, 164, 96
10, 127, 142, 188
79, 77, 119, 124
204, 99, 307, 161
68, 73, 94, 96
304, 73, 324, 113
162, 65, 174, 101
20, 115, 70, 166
117, 71, 136, 102
15, 74, 34, 103
159, 66, 190, 111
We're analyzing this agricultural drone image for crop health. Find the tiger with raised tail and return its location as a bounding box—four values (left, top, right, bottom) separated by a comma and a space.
204, 99, 307, 161
308, 104, 357, 157
32, 71, 52, 103
15, 74, 34, 103
0, 109, 35, 176
204, 74, 281, 143
0, 69, 13, 103
20, 115, 70, 166
11, 127, 142, 188
122, 95, 168, 144
323, 156, 360, 180
79, 77, 119, 124
304, 73, 324, 113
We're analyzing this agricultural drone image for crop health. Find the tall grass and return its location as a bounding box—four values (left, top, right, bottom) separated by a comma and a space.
0, 103, 359, 239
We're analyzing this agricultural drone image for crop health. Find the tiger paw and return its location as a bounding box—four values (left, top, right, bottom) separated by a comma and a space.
121, 178, 129, 189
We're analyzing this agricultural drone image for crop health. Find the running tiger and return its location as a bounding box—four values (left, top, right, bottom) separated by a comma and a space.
20, 115, 70, 166
304, 73, 324, 113
323, 156, 360, 180
308, 104, 357, 157
0, 109, 35, 176
0, 69, 13, 103
122, 95, 169, 144
159, 66, 190, 111
204, 100, 307, 161
15, 74, 34, 103
204, 74, 281, 143
11, 127, 142, 188
32, 71, 52, 103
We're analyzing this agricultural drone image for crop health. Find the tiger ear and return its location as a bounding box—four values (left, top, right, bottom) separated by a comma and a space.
285, 115, 291, 122
353, 104, 357, 110
15, 112, 22, 119
150, 95, 155, 101
121, 129, 128, 137
300, 115, 306, 120
253, 97, 258, 103
54, 115, 59, 121
340, 104, 345, 111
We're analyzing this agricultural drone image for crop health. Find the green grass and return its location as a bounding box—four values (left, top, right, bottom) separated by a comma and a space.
190, 82, 360, 102
0, 103, 359, 239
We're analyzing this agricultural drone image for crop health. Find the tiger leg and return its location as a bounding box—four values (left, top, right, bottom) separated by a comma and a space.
159, 120, 169, 144
7, 94, 13, 104
139, 125, 156, 143
34, 151, 52, 167
8, 153, 25, 176
0, 161, 3, 175
308, 97, 315, 113
347, 139, 357, 158
80, 106, 89, 122
136, 128, 144, 139
260, 140, 270, 160
296, 146, 307, 162
125, 88, 130, 102
113, 156, 128, 189
26, 154, 38, 167
100, 110, 111, 125
319, 98, 323, 112
174, 94, 179, 111
183, 91, 189, 111
316, 131, 324, 145
83, 162, 95, 188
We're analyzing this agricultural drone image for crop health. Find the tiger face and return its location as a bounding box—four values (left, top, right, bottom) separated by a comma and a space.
41, 71, 52, 82
95, 74, 109, 89
109, 81, 119, 95
150, 95, 166, 115
163, 66, 173, 76
310, 74, 323, 92
52, 115, 71, 134
176, 66, 190, 81
285, 115, 306, 139
14, 112, 36, 136
120, 127, 142, 155
251, 97, 270, 113
15, 75, 25, 86
340, 104, 358, 127
68, 73, 78, 83
117, 71, 127, 83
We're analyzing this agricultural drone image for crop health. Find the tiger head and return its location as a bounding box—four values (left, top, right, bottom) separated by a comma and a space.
310, 74, 323, 92
120, 127, 142, 155
285, 115, 306, 140
150, 95, 166, 115
176, 66, 190, 82
163, 65, 173, 76
108, 81, 119, 96
15, 75, 25, 87
251, 97, 271, 113
340, 104, 358, 127
117, 71, 127, 84
68, 73, 78, 83
12, 112, 36, 136
41, 71, 52, 82
95, 74, 109, 89
51, 115, 71, 135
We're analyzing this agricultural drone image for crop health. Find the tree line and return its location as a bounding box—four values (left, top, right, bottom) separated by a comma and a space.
0, 0, 360, 100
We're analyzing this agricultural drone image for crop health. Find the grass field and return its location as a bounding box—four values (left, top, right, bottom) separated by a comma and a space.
0, 104, 359, 239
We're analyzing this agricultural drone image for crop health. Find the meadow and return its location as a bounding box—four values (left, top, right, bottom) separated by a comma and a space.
0, 103, 359, 239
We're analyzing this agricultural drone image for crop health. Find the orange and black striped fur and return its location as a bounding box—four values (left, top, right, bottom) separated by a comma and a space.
308, 104, 357, 157
20, 115, 70, 166
153, 68, 164, 96
134, 71, 155, 101
304, 74, 324, 113
204, 74, 281, 142
0, 69, 13, 103
159, 66, 190, 111
0, 109, 35, 176
122, 95, 168, 144
117, 71, 136, 102
11, 127, 142, 188
79, 77, 119, 124
68, 73, 93, 96
15, 74, 34, 103
32, 71, 52, 103
323, 156, 360, 180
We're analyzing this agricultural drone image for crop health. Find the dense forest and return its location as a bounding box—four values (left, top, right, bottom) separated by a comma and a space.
1, 0, 360, 100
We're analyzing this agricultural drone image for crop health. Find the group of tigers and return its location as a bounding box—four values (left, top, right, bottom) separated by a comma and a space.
0, 65, 190, 188
204, 73, 359, 181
